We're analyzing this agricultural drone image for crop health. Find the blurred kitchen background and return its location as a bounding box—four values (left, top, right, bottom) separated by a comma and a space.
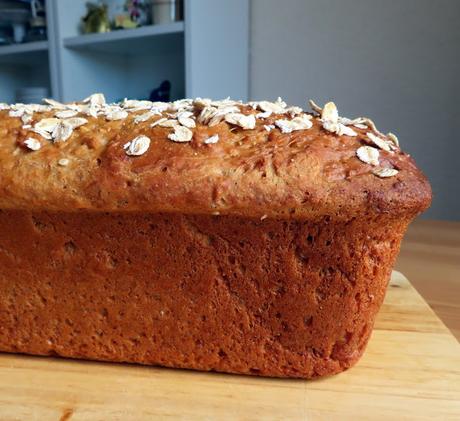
0, 0, 458, 220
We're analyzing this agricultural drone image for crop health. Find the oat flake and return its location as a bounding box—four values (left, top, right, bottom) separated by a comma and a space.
35, 118, 60, 133
387, 132, 400, 148
55, 110, 78, 119
256, 110, 272, 119
321, 102, 339, 123
52, 121, 74, 142
225, 113, 256, 130
158, 119, 179, 128
338, 124, 357, 137
257, 100, 285, 114
134, 111, 156, 124
356, 146, 380, 166
204, 134, 219, 144
24, 138, 41, 151
354, 123, 367, 129
106, 109, 128, 121
367, 132, 391, 152
150, 117, 168, 128
44, 98, 67, 109
373, 167, 399, 178
84, 93, 106, 107
177, 111, 196, 128
168, 126, 193, 142
275, 114, 312, 133
124, 135, 151, 156
66, 117, 88, 129
21, 114, 33, 124
31, 128, 53, 140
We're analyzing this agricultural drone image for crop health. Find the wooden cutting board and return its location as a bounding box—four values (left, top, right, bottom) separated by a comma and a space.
0, 271, 459, 420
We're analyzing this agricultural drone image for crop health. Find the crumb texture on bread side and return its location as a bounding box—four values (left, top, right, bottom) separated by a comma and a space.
0, 210, 408, 378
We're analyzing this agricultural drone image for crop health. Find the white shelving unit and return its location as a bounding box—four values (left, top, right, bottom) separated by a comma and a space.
0, 39, 51, 103
0, 0, 249, 103
0, 40, 48, 56
63, 22, 184, 51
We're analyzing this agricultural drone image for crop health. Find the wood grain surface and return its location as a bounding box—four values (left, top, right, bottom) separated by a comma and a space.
396, 219, 460, 340
0, 271, 458, 421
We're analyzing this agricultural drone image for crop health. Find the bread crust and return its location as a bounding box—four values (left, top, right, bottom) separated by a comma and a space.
0, 109, 431, 219
0, 210, 408, 378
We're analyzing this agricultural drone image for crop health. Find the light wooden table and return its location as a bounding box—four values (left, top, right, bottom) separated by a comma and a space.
1, 272, 459, 420
395, 219, 460, 340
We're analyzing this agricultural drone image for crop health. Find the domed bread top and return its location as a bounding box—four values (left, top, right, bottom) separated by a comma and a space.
0, 94, 431, 219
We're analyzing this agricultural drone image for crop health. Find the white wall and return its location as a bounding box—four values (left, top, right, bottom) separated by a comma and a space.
250, 0, 460, 220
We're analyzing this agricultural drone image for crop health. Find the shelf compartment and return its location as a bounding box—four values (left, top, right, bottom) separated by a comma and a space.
63, 22, 184, 55
0, 41, 48, 56
0, 41, 48, 63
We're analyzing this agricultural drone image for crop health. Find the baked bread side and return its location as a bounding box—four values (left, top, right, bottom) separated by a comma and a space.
0, 210, 407, 378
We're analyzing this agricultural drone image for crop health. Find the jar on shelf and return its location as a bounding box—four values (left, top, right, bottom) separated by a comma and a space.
151, 0, 183, 25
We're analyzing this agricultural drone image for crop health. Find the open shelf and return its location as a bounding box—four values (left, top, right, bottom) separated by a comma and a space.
0, 40, 50, 102
63, 22, 184, 55
0, 41, 48, 56
0, 41, 48, 62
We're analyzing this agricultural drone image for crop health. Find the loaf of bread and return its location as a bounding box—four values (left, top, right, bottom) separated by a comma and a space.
0, 95, 431, 378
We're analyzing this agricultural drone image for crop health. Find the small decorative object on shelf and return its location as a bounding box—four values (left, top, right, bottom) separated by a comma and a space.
113, 14, 137, 29
79, 0, 182, 33
0, 0, 30, 44
149, 80, 171, 102
125, 0, 148, 25
82, 1, 111, 34
24, 0, 47, 42
151, 0, 183, 25
112, 0, 148, 30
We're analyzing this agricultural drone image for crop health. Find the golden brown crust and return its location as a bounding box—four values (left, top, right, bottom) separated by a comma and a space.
0, 210, 408, 378
0, 102, 431, 219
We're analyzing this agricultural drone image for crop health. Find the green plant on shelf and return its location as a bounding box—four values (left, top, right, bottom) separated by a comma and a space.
82, 2, 111, 34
